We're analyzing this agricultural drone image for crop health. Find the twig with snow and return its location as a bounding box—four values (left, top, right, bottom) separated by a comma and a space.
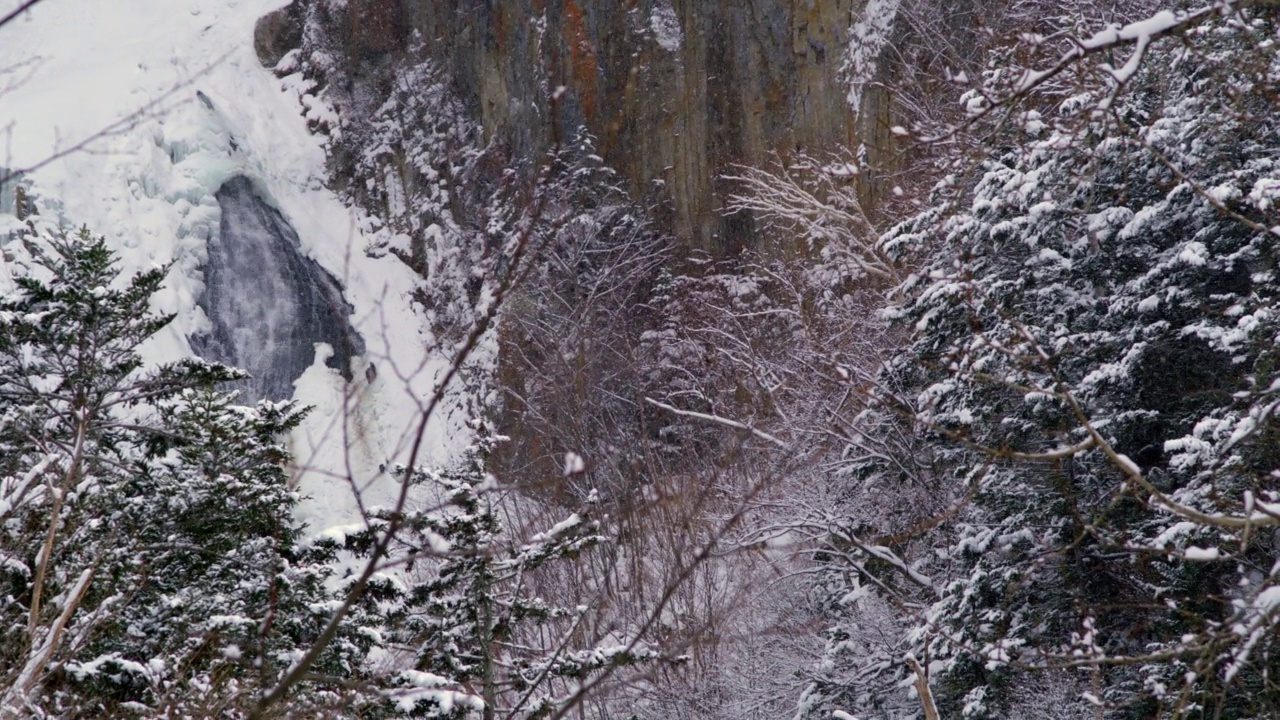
644, 397, 789, 450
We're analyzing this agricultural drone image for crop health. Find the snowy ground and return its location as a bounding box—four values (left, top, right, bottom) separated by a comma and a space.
0, 0, 464, 533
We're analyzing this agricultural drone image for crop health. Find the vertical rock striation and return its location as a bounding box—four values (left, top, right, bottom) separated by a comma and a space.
268, 0, 899, 256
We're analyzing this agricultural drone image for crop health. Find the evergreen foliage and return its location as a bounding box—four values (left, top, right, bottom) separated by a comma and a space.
808, 7, 1280, 719
0, 120, 666, 720
0, 226, 376, 717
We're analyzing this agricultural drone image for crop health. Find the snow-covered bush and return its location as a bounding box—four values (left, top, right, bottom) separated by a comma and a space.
326, 425, 656, 719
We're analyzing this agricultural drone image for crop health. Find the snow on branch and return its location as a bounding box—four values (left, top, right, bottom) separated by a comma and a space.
644, 397, 789, 449
1010, 1, 1268, 99
724, 156, 898, 283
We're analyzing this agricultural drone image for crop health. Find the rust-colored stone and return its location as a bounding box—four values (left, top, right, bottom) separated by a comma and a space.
562, 0, 600, 121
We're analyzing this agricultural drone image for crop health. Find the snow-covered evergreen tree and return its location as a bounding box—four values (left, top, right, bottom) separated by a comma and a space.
0, 225, 380, 717
809, 6, 1280, 718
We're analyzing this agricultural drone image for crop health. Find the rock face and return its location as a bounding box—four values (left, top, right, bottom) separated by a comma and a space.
193, 175, 364, 402
285, 0, 893, 256
412, 0, 862, 254
254, 2, 305, 69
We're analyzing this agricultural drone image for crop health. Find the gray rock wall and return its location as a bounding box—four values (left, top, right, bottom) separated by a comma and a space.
273, 0, 893, 255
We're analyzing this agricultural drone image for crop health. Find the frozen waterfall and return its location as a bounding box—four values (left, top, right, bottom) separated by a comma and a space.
194, 175, 364, 403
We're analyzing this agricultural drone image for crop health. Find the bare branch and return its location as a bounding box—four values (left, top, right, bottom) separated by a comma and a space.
0, 0, 46, 34
644, 397, 790, 450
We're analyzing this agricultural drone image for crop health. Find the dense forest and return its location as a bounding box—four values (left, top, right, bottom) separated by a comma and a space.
1, 0, 1279, 718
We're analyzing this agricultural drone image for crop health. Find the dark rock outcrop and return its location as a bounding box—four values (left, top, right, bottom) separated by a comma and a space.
253, 2, 305, 69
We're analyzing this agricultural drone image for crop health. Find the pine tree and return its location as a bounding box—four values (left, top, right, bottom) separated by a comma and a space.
811, 7, 1280, 719
0, 225, 381, 716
